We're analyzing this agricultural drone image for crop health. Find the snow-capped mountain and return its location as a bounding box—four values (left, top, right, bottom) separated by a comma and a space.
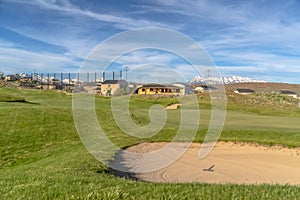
222, 76, 266, 84
190, 76, 266, 84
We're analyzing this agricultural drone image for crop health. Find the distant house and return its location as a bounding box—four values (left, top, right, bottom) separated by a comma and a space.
20, 76, 34, 88
193, 86, 205, 93
4, 75, 16, 82
123, 82, 137, 92
137, 84, 182, 96
101, 80, 128, 96
48, 78, 62, 90
234, 88, 255, 95
172, 82, 193, 95
20, 76, 31, 82
280, 90, 297, 98
95, 82, 102, 94
50, 78, 60, 85
193, 85, 217, 93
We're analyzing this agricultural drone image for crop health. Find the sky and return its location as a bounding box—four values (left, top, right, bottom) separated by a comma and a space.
1, 0, 300, 83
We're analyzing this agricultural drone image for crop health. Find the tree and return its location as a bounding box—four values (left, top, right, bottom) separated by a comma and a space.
15, 73, 20, 80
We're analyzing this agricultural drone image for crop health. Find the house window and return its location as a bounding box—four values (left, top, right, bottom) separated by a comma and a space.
142, 88, 145, 92
150, 88, 154, 91
175, 89, 180, 93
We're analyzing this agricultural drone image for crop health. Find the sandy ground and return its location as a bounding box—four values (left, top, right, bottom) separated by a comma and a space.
165, 103, 181, 110
113, 142, 300, 185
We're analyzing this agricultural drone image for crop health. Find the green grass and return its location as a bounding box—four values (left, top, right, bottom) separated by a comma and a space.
0, 92, 26, 102
0, 88, 300, 199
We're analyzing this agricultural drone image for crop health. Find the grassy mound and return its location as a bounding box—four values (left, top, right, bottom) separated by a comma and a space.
197, 91, 300, 116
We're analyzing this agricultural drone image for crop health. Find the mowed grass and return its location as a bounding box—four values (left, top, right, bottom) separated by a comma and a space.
0, 92, 26, 102
0, 88, 300, 199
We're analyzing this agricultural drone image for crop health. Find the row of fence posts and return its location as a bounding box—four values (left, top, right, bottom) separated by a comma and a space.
25, 71, 123, 90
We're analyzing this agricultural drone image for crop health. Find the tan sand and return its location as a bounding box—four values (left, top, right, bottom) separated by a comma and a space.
118, 142, 300, 185
165, 103, 181, 110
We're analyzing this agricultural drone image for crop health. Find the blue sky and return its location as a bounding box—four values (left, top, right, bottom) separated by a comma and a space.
1, 0, 300, 83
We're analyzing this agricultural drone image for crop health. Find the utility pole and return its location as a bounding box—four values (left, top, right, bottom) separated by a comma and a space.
206, 69, 211, 84
68, 73, 71, 90
102, 72, 105, 82
207, 69, 211, 79
33, 68, 36, 81
125, 66, 128, 81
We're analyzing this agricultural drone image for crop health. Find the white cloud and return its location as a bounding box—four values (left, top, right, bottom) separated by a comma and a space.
139, 0, 300, 74
0, 46, 80, 73
1, 0, 179, 74
125, 64, 188, 83
0, 39, 16, 48
136, 0, 247, 25
1, 0, 300, 83
214, 51, 300, 72
115, 51, 174, 65
5, 0, 172, 30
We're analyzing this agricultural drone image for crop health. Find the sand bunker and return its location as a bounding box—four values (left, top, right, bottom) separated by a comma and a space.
165, 103, 181, 110
112, 142, 300, 185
